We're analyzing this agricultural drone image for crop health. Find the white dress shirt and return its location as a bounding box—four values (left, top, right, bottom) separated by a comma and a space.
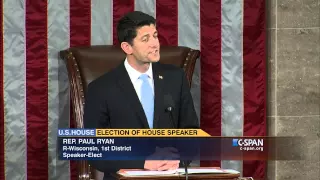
124, 59, 154, 101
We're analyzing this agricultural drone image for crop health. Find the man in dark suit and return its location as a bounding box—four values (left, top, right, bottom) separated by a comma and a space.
83, 11, 199, 179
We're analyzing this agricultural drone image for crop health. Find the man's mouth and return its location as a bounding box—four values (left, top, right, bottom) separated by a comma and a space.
151, 50, 159, 55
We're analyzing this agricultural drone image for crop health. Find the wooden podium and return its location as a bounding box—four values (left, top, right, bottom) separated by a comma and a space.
112, 172, 241, 180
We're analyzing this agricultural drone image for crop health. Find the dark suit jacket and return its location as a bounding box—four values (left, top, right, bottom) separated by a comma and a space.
83, 61, 199, 178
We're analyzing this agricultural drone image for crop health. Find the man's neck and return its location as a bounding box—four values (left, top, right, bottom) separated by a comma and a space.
127, 57, 150, 73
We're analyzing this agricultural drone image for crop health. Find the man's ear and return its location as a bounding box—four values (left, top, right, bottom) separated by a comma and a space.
120, 42, 133, 55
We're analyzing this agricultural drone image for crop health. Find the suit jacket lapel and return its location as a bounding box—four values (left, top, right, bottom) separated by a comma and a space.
152, 63, 164, 128
116, 62, 150, 128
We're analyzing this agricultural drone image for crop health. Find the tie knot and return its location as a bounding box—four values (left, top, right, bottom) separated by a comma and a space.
139, 74, 149, 81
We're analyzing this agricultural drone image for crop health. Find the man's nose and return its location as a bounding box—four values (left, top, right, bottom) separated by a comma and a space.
149, 37, 159, 47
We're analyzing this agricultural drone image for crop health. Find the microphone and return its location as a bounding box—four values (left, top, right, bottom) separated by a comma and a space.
164, 94, 189, 180
164, 94, 176, 128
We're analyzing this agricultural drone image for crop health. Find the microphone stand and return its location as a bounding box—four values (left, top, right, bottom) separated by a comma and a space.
184, 161, 189, 180
166, 107, 189, 180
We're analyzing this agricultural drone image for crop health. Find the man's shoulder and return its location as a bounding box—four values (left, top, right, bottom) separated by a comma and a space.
155, 62, 184, 74
87, 66, 119, 91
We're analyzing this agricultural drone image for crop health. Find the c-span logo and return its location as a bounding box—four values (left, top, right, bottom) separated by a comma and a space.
232, 138, 264, 151
232, 139, 239, 146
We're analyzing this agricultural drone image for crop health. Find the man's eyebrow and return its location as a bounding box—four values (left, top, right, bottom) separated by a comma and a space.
141, 34, 150, 39
140, 31, 158, 39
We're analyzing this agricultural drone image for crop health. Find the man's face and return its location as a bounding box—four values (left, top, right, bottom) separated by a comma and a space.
131, 24, 160, 63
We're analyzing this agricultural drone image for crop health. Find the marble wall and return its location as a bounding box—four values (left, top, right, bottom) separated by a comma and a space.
266, 0, 320, 179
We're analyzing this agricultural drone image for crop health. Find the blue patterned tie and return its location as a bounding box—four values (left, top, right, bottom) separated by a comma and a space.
139, 74, 154, 128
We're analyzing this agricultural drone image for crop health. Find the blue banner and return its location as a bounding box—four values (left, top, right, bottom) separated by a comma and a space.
56, 137, 285, 161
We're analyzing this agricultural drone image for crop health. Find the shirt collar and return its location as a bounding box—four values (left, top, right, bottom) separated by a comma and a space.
124, 58, 153, 82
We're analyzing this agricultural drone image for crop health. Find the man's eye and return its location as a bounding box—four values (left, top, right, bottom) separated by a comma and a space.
142, 38, 148, 42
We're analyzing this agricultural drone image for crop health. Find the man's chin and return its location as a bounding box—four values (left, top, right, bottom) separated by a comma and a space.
149, 56, 160, 63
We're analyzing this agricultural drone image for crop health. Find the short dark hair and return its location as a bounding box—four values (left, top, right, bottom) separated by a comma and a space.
117, 11, 156, 45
